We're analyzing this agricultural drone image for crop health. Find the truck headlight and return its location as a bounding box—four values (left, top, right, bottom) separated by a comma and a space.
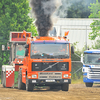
83, 75, 87, 78
32, 74, 37, 78
64, 74, 68, 78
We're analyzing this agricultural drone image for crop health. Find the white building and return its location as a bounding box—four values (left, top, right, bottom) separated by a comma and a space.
53, 18, 99, 51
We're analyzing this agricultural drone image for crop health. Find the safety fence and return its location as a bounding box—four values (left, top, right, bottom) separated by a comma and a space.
71, 62, 83, 80
0, 62, 83, 82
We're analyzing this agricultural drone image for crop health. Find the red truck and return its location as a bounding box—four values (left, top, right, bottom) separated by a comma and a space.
1, 31, 31, 88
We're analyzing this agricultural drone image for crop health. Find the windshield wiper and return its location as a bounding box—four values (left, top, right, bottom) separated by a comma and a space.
55, 54, 69, 58
31, 53, 41, 58
42, 53, 54, 58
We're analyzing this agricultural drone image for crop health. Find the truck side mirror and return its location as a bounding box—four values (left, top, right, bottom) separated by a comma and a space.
25, 49, 28, 56
7, 42, 10, 50
25, 44, 29, 48
81, 54, 83, 63
71, 46, 74, 54
2, 45, 5, 51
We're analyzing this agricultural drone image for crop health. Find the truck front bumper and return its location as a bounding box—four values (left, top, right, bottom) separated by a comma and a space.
83, 77, 100, 83
28, 79, 71, 86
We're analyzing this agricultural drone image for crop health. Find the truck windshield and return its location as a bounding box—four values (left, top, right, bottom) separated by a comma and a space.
84, 53, 100, 65
16, 45, 25, 58
31, 44, 69, 59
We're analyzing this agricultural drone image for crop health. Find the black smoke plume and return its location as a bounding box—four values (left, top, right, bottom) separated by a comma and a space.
30, 0, 60, 36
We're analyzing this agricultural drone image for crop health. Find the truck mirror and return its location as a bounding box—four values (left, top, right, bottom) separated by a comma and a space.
25, 44, 29, 48
2, 45, 5, 51
81, 54, 83, 63
71, 46, 74, 54
25, 49, 28, 56
7, 42, 10, 50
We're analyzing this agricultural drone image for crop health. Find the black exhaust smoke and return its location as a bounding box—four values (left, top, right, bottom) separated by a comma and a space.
30, 0, 61, 36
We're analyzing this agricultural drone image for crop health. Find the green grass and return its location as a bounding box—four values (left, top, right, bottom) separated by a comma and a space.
71, 78, 84, 84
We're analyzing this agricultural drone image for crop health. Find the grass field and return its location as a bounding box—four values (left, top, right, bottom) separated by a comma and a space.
71, 78, 84, 84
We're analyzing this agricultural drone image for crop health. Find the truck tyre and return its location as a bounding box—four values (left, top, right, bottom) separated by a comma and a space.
85, 83, 93, 87
61, 84, 69, 91
26, 76, 33, 91
18, 69, 26, 90
2, 72, 6, 87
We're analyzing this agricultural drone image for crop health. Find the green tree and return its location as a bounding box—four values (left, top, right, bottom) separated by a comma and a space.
88, 0, 100, 40
67, 0, 90, 18
92, 40, 100, 49
0, 0, 37, 67
56, 0, 95, 18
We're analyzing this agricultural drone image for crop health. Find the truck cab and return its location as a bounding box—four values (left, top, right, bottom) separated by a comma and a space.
82, 50, 100, 87
18, 36, 73, 91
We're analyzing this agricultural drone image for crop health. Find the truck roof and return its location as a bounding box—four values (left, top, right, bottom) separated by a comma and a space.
84, 49, 100, 54
27, 36, 70, 44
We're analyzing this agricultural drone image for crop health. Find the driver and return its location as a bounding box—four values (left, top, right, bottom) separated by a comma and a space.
33, 46, 39, 54
16, 47, 25, 56
59, 45, 65, 52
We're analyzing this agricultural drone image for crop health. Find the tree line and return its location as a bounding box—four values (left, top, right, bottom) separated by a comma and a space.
0, 0, 37, 67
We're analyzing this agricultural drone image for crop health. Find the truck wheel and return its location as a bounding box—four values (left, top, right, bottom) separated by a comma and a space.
18, 69, 26, 90
2, 72, 6, 87
85, 83, 93, 87
61, 84, 69, 91
26, 76, 33, 91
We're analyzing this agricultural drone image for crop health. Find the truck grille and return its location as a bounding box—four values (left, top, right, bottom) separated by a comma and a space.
38, 72, 62, 79
32, 62, 69, 71
90, 68, 100, 72
88, 68, 100, 79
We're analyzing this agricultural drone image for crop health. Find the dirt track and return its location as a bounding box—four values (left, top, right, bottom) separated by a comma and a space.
0, 84, 100, 100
